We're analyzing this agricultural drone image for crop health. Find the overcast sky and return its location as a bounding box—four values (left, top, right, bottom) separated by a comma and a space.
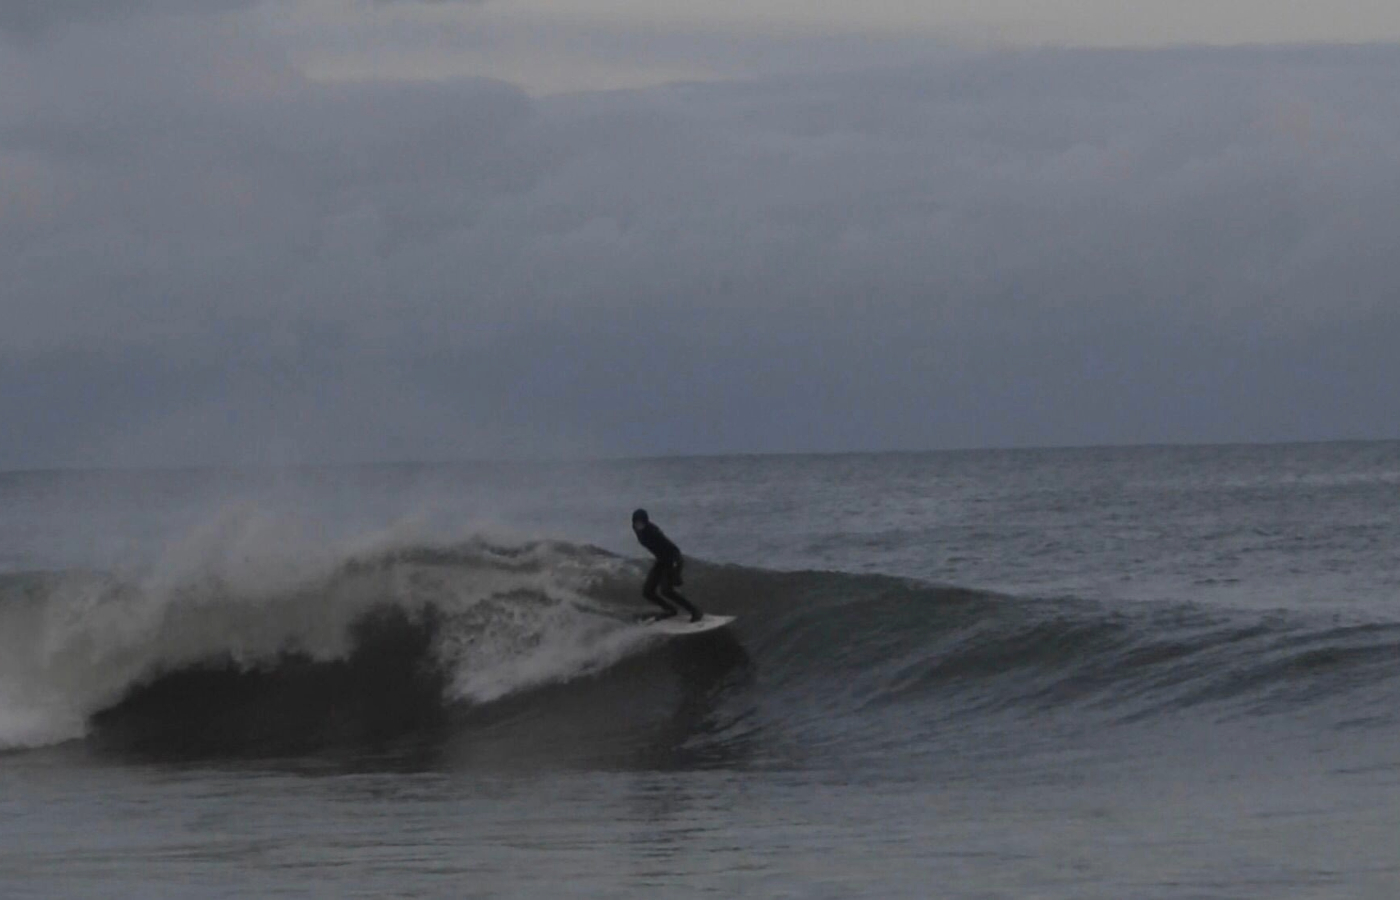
3, 1, 1400, 467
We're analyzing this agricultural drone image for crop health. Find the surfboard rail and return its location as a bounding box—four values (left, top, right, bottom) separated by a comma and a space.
644, 614, 735, 635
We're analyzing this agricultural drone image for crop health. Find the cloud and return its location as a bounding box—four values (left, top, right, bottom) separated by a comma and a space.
4, 18, 1400, 466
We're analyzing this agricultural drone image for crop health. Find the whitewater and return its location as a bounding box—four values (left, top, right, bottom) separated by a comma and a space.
1, 444, 1398, 897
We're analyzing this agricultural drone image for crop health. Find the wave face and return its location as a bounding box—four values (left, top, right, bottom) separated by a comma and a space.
2, 537, 1398, 760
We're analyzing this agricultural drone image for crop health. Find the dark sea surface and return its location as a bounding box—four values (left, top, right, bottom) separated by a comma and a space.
2, 443, 1398, 898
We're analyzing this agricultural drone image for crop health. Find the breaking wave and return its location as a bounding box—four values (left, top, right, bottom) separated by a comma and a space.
2, 530, 1398, 761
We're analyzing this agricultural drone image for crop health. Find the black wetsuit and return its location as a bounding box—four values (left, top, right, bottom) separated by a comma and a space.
635, 521, 702, 621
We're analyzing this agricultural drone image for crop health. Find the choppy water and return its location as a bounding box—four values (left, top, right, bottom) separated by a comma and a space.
2, 443, 1399, 897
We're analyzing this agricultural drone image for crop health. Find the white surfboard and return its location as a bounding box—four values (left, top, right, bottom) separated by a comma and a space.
645, 615, 735, 636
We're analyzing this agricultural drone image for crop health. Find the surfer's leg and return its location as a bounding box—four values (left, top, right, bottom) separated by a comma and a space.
660, 568, 703, 622
643, 563, 678, 618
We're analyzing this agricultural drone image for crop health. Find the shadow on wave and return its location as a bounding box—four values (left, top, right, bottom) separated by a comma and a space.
89, 606, 452, 759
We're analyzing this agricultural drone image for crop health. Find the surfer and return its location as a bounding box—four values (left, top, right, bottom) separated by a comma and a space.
632, 509, 704, 622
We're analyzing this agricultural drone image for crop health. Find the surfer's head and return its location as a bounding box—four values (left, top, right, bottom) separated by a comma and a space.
631, 508, 649, 531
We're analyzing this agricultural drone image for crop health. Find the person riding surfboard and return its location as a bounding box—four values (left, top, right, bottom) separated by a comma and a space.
632, 509, 704, 623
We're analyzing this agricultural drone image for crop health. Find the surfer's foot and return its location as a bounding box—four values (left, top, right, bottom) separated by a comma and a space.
690, 612, 704, 623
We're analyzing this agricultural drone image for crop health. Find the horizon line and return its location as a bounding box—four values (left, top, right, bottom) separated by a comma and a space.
2, 435, 1397, 478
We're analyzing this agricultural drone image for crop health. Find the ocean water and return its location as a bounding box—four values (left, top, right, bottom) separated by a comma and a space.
1, 443, 1398, 898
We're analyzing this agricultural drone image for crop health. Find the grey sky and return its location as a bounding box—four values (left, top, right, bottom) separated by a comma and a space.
3, 2, 1400, 467
0, 0, 258, 35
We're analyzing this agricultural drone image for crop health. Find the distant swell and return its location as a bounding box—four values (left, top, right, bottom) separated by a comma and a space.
2, 538, 1399, 761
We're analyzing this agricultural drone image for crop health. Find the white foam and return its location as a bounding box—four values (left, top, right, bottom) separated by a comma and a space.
0, 510, 647, 750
